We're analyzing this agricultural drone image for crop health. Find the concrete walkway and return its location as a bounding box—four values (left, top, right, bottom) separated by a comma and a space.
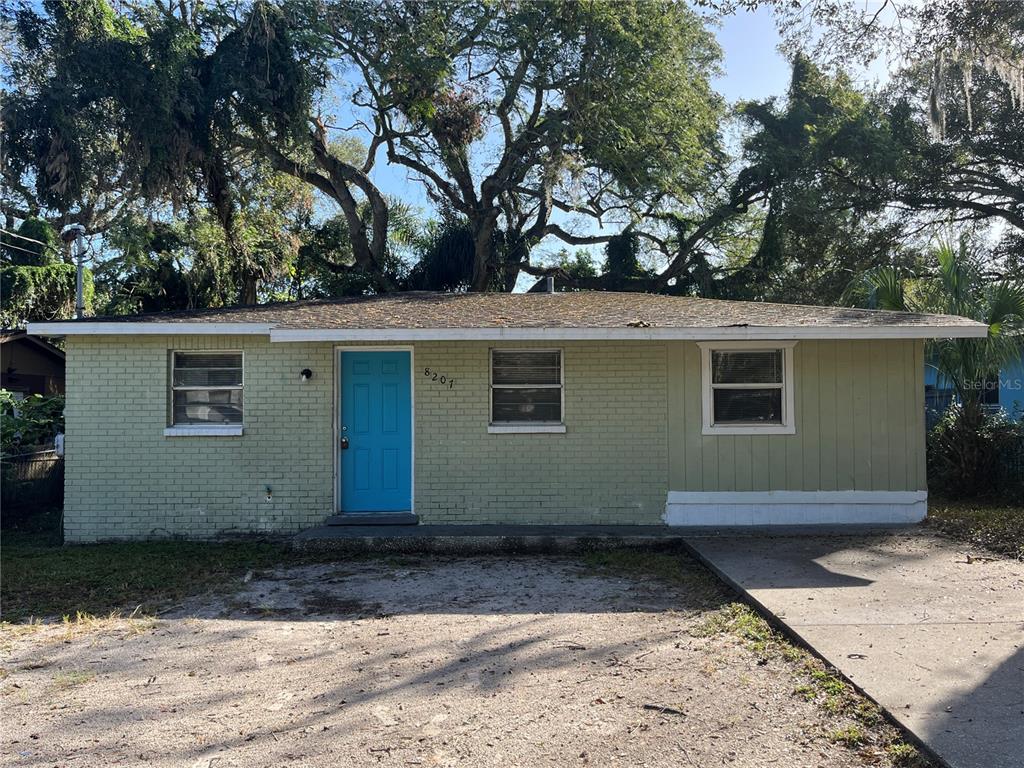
684, 531, 1024, 768
293, 523, 688, 552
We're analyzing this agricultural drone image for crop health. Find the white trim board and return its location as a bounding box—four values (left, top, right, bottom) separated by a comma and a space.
270, 325, 986, 342
664, 490, 928, 527
29, 322, 273, 336
487, 425, 566, 434
28, 322, 987, 341
163, 425, 244, 437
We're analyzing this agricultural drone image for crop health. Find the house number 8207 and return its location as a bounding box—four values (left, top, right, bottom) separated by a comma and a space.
423, 367, 455, 389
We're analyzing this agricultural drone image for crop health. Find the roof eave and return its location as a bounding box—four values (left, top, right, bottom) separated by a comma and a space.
27, 321, 988, 341
268, 326, 988, 341
28, 322, 274, 336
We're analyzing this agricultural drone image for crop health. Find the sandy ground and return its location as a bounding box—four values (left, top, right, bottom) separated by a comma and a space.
3, 556, 887, 767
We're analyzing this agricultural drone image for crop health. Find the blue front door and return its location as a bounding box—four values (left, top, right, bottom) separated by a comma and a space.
339, 351, 412, 513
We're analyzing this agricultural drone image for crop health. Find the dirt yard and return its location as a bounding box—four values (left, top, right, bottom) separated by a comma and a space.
2, 555, 918, 767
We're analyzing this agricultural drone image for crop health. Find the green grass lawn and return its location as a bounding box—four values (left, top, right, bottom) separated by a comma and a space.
926, 498, 1024, 560
1, 509, 311, 622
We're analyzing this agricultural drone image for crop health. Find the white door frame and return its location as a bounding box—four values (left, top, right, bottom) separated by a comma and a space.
333, 345, 416, 514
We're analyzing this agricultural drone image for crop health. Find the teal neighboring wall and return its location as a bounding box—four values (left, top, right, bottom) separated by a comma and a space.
1000, 354, 1024, 418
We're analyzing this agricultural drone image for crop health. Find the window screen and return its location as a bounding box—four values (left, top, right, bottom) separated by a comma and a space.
490, 349, 562, 424
171, 352, 243, 425
710, 349, 784, 425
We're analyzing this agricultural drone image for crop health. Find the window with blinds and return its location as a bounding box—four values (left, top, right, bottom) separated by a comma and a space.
170, 352, 243, 426
490, 349, 563, 425
710, 349, 784, 425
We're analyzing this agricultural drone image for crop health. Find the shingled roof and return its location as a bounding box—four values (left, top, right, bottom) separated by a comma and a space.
29, 291, 988, 340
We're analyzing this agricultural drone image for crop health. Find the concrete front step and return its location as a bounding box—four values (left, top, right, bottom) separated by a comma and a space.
324, 513, 419, 526
291, 524, 688, 554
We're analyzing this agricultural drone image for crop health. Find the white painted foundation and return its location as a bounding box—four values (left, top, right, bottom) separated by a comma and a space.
663, 491, 928, 526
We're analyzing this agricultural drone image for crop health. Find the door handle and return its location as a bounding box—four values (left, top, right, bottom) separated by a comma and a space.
340, 436, 350, 450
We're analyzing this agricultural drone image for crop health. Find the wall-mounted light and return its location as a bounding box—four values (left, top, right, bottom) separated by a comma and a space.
299, 368, 313, 382
265, 485, 273, 503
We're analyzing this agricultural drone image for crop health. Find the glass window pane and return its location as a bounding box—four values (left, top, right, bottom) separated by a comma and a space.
492, 387, 561, 423
492, 350, 561, 385
712, 388, 782, 424
172, 389, 243, 425
173, 368, 243, 387
173, 353, 242, 387
712, 350, 782, 384
174, 353, 242, 369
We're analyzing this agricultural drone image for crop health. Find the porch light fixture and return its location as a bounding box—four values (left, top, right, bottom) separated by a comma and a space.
299, 368, 313, 381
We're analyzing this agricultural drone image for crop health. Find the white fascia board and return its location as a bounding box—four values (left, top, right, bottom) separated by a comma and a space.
270, 324, 988, 342
28, 322, 273, 336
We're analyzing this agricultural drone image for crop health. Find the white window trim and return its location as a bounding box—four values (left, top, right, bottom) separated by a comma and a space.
164, 425, 244, 437
487, 424, 567, 434
698, 341, 796, 435
489, 348, 565, 432
168, 350, 244, 434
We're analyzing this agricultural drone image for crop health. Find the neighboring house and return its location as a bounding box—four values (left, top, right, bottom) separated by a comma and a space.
29, 291, 986, 542
1, 329, 65, 398
924, 343, 1024, 425
1002, 351, 1024, 418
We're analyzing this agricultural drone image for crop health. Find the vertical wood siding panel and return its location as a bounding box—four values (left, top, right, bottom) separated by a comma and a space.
768, 434, 787, 490
802, 341, 822, 491
718, 436, 735, 492
818, 340, 838, 491
851, 342, 873, 489
750, 436, 771, 490
888, 340, 910, 491
665, 339, 924, 494
735, 435, 753, 491
835, 340, 856, 488
870, 341, 890, 490
786, 343, 804, 490
683, 343, 705, 490
667, 342, 686, 491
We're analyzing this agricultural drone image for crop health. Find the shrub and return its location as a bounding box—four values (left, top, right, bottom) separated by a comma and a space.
928, 403, 1024, 499
0, 390, 65, 454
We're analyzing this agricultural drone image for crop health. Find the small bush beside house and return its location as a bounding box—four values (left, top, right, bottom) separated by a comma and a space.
1, 389, 66, 522
927, 405, 1024, 499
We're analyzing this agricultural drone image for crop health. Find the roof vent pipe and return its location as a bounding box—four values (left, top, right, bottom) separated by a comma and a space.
546, 276, 555, 294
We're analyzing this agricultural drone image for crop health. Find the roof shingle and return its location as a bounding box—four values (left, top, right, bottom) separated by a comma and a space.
52, 291, 983, 332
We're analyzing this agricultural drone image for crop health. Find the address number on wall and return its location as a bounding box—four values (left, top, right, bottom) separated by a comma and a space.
423, 367, 455, 389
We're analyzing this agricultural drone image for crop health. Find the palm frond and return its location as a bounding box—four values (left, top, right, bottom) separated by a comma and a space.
985, 282, 1024, 336
842, 266, 907, 311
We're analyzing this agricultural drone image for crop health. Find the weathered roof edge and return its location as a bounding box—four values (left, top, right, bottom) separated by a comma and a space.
26, 291, 990, 341
27, 321, 988, 341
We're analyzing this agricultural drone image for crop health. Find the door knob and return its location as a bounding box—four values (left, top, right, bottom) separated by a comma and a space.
340, 436, 350, 450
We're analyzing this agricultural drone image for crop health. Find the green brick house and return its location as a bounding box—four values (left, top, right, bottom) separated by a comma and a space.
29, 291, 986, 542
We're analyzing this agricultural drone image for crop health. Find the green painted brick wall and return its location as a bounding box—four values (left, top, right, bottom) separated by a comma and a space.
412, 341, 669, 525
61, 335, 925, 541
64, 335, 335, 541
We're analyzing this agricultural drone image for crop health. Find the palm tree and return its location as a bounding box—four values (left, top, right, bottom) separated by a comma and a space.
846, 240, 1024, 495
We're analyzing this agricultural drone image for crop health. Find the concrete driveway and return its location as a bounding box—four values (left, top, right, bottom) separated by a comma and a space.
685, 531, 1024, 768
